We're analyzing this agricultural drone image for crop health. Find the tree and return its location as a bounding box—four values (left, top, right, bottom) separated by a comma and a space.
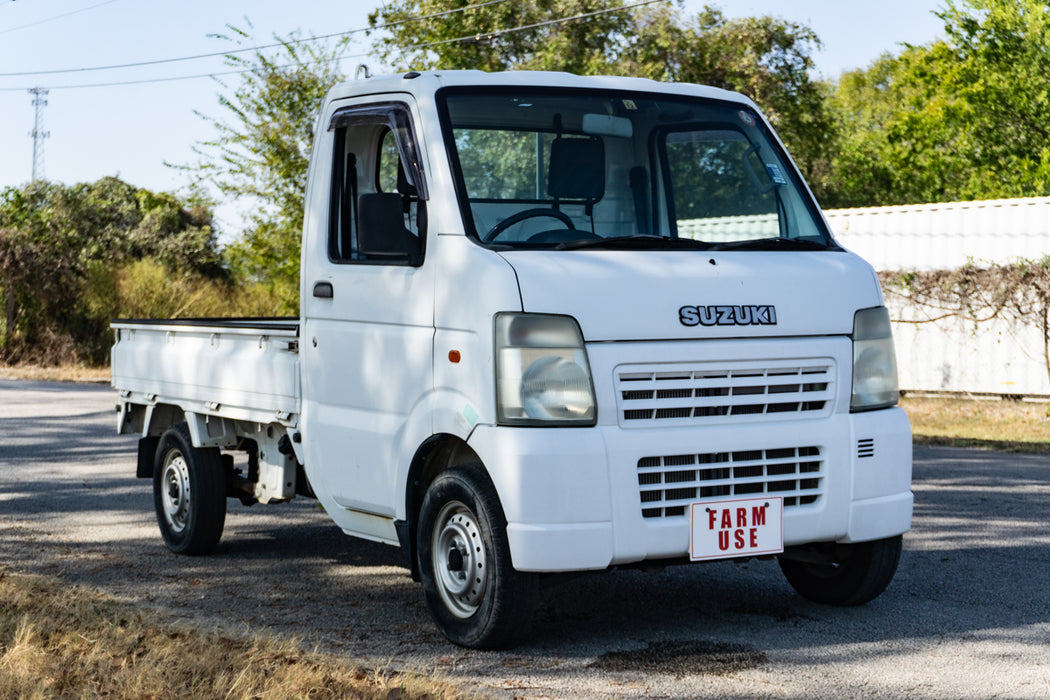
618, 5, 833, 199
176, 25, 349, 312
823, 0, 1050, 207
824, 46, 971, 207
0, 178, 222, 364
939, 0, 1050, 196
368, 0, 633, 74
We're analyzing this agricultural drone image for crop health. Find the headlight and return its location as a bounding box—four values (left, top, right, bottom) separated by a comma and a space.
495, 313, 596, 426
851, 306, 899, 412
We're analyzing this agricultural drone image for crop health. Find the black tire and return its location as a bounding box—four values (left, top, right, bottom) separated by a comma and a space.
417, 464, 538, 649
153, 423, 227, 555
778, 535, 902, 606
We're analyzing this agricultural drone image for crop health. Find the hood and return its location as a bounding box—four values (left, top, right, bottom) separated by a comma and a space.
500, 249, 882, 342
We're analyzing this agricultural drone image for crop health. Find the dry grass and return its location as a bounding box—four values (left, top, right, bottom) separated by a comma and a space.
901, 394, 1050, 453
0, 365, 110, 383
0, 568, 466, 700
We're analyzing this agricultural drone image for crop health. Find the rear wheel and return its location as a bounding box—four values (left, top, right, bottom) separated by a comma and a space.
778, 535, 902, 606
153, 423, 226, 555
417, 465, 538, 649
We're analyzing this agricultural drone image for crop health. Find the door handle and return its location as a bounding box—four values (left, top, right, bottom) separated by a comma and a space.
312, 281, 334, 299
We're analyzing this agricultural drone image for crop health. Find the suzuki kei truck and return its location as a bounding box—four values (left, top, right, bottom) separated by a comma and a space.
111, 70, 913, 649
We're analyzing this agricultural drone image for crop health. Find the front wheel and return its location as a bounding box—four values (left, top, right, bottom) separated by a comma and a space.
153, 423, 227, 555
778, 535, 903, 606
417, 465, 538, 649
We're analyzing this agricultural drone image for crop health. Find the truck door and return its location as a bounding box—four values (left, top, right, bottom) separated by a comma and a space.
300, 100, 433, 524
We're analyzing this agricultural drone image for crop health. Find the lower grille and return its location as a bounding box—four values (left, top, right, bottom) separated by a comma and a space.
638, 446, 824, 519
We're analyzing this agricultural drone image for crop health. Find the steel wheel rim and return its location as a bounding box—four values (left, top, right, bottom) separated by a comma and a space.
431, 500, 487, 619
161, 450, 191, 533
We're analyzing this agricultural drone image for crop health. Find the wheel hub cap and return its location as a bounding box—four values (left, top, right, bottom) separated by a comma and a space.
160, 451, 191, 533
432, 502, 487, 619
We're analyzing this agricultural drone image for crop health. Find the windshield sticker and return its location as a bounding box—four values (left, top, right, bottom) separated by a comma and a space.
765, 163, 787, 185
737, 110, 756, 126
622, 99, 638, 110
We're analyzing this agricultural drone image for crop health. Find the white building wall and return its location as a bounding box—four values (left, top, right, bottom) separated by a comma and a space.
888, 299, 1050, 396
826, 196, 1050, 271
823, 196, 1050, 396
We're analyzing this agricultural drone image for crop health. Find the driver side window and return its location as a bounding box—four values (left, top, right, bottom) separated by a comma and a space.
328, 105, 426, 265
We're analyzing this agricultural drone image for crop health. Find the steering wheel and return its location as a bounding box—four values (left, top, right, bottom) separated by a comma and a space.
483, 208, 575, 242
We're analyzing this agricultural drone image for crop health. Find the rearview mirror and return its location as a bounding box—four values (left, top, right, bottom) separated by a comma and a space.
582, 113, 633, 139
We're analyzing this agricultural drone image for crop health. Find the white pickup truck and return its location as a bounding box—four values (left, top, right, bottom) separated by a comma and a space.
112, 69, 912, 649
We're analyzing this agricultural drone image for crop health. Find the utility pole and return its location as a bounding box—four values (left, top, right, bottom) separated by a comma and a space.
28, 87, 50, 182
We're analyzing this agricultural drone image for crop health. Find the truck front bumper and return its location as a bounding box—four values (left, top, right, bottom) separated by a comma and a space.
467, 406, 912, 572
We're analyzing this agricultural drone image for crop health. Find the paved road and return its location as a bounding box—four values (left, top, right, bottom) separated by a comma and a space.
2, 379, 1048, 699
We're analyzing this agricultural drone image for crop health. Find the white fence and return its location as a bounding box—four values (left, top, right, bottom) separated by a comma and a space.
825, 196, 1050, 396
826, 196, 1050, 271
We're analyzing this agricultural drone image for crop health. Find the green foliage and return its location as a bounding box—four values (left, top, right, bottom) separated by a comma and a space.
0, 178, 226, 365
224, 219, 301, 314
621, 5, 833, 199
824, 0, 1050, 207
369, 0, 633, 74
177, 24, 348, 312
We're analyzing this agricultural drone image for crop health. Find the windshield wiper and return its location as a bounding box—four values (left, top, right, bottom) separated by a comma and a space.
709, 237, 830, 251
555, 235, 714, 251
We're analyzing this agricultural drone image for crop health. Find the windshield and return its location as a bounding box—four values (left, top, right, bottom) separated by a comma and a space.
439, 88, 835, 251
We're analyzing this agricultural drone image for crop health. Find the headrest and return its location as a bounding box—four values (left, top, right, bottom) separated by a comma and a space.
548, 137, 604, 201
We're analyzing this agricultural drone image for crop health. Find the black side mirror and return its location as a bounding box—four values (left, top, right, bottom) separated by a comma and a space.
358, 192, 423, 265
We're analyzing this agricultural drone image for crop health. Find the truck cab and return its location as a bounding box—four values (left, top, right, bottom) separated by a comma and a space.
113, 70, 912, 649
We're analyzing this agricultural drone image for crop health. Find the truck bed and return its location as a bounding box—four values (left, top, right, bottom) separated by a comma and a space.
111, 318, 301, 427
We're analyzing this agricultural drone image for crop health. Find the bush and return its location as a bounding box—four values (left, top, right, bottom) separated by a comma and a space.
0, 178, 294, 367
1, 260, 290, 367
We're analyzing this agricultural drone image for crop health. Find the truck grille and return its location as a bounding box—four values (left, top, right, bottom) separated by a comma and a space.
638, 446, 824, 519
616, 360, 835, 427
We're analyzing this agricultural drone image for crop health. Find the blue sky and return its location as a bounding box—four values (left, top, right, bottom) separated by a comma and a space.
0, 0, 946, 233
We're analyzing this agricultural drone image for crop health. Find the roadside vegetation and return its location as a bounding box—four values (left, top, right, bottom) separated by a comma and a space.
0, 568, 464, 700
902, 394, 1050, 453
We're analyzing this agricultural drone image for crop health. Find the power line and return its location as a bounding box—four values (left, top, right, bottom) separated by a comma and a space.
407, 0, 665, 53
381, 0, 413, 72
0, 0, 667, 92
0, 0, 506, 78
0, 0, 119, 37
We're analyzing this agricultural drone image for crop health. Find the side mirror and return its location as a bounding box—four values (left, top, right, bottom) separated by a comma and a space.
358, 192, 423, 265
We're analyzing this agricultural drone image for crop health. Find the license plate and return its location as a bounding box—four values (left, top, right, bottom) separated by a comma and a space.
690, 497, 784, 561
